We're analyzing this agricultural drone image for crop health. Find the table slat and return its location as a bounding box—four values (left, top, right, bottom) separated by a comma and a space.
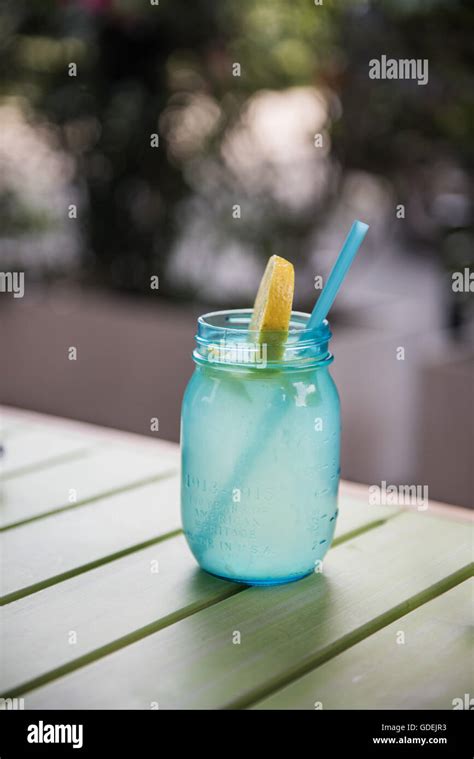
23, 513, 472, 709
1, 477, 180, 603
253, 579, 473, 709
1, 427, 94, 480
1, 445, 178, 530
1, 535, 243, 695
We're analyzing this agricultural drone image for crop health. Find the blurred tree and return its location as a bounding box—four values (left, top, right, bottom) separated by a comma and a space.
0, 0, 472, 324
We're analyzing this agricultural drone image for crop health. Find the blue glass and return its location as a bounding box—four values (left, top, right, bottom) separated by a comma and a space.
181, 309, 341, 586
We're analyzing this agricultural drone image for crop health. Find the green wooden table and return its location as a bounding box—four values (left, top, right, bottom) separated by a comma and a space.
1, 407, 472, 710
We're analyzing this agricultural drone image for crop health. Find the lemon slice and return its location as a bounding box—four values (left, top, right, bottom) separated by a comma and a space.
249, 254, 294, 359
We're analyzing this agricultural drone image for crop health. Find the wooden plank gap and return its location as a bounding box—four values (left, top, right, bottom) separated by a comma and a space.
2, 585, 247, 698
2, 447, 94, 482
0, 468, 178, 532
0, 527, 184, 606
235, 565, 472, 710
332, 511, 403, 548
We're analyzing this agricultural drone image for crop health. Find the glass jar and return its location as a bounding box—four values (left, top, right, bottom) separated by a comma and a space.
180, 309, 340, 586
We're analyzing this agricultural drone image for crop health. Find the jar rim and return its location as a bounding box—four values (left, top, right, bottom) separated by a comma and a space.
197, 309, 331, 345
194, 309, 333, 370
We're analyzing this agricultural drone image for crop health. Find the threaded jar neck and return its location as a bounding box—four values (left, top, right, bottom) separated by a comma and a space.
193, 309, 333, 372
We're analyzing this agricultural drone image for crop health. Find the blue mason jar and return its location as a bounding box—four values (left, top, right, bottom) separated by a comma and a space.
181, 309, 340, 585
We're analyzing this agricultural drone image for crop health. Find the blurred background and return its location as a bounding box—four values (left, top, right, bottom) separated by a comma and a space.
0, 0, 473, 506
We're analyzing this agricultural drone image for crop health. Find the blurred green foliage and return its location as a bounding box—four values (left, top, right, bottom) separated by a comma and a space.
0, 0, 472, 319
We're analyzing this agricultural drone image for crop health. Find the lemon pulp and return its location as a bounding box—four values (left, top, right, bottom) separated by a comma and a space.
249, 254, 295, 360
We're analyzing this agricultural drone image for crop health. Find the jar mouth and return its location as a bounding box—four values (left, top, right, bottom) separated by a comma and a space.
194, 309, 332, 370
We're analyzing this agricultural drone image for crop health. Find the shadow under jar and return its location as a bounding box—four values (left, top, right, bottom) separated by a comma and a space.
180, 309, 341, 586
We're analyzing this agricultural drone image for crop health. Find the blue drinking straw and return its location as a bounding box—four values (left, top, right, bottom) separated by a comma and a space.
306, 220, 369, 332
